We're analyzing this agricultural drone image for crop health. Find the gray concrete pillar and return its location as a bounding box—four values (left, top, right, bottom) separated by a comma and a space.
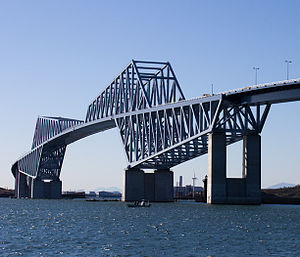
31, 179, 62, 199
15, 172, 30, 198
144, 173, 155, 201
226, 178, 246, 203
26, 176, 32, 197
207, 132, 227, 204
154, 169, 173, 202
243, 134, 261, 204
122, 168, 145, 201
122, 168, 174, 202
31, 179, 46, 198
50, 180, 62, 199
14, 171, 20, 198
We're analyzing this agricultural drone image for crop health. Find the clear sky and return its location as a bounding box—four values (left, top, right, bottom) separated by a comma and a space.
1, 0, 300, 191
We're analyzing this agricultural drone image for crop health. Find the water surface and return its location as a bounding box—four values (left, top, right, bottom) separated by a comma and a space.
0, 199, 299, 256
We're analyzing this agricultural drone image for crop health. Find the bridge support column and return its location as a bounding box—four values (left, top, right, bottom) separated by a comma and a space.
49, 180, 63, 199
14, 171, 20, 198
31, 179, 44, 198
207, 132, 227, 204
122, 168, 145, 202
144, 173, 155, 201
154, 169, 173, 202
15, 171, 30, 198
122, 168, 174, 202
207, 132, 261, 204
31, 179, 62, 199
243, 134, 261, 204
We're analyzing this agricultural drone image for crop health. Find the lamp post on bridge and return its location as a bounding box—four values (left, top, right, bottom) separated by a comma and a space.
253, 67, 260, 85
285, 60, 292, 80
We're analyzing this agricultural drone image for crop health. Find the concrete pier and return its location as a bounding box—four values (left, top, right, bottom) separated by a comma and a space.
243, 134, 261, 204
122, 168, 173, 202
14, 172, 62, 199
31, 179, 62, 199
31, 179, 44, 198
207, 132, 261, 204
207, 132, 227, 204
154, 169, 173, 202
14, 171, 20, 198
144, 173, 155, 201
122, 168, 145, 201
49, 180, 63, 199
15, 171, 30, 198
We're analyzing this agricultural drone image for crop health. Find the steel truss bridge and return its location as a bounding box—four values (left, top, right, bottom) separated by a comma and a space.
11, 60, 300, 202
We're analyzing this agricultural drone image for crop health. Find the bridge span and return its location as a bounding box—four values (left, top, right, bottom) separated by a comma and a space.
11, 60, 300, 204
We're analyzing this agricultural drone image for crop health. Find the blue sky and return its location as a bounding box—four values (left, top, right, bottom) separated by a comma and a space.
1, 0, 299, 191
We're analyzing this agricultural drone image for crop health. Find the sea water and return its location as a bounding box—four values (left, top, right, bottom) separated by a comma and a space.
0, 198, 299, 256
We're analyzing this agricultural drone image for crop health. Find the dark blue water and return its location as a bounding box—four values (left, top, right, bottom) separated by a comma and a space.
0, 199, 299, 256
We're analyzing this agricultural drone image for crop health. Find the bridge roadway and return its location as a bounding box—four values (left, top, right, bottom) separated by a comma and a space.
11, 60, 300, 204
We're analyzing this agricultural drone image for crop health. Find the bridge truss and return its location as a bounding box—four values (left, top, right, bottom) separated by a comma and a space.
11, 60, 300, 182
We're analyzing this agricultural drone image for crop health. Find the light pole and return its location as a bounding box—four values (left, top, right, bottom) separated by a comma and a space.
285, 60, 292, 80
253, 67, 260, 85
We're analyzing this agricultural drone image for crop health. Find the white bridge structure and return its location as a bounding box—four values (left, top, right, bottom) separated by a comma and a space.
11, 60, 300, 204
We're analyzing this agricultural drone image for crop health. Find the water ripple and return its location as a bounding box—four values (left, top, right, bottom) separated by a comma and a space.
0, 199, 299, 256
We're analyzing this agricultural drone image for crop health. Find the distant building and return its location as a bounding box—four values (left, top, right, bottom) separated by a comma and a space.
179, 176, 183, 187
175, 174, 204, 198
62, 191, 85, 199
86, 191, 97, 198
98, 191, 121, 198
174, 185, 203, 198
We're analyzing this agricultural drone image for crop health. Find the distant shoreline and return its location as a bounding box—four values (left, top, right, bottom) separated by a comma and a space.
262, 185, 300, 204
2, 185, 300, 204
0, 187, 14, 198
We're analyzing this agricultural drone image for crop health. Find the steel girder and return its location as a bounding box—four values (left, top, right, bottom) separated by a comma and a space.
116, 95, 272, 169
116, 95, 222, 169
16, 116, 83, 179
214, 102, 271, 143
85, 60, 185, 122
